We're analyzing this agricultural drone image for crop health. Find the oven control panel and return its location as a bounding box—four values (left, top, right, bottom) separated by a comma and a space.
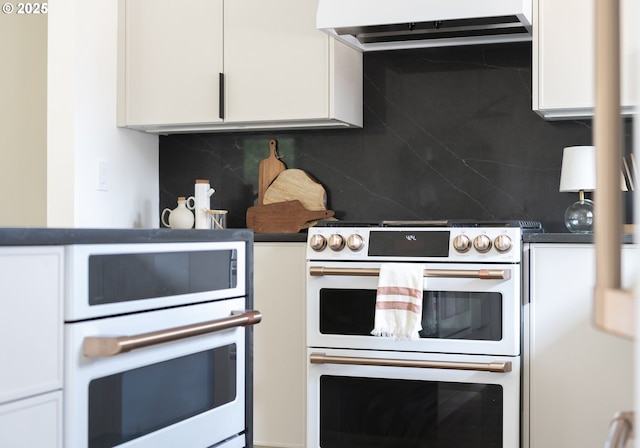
306, 227, 522, 263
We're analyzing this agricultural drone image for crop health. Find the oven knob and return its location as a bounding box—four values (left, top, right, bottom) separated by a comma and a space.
309, 234, 327, 251
347, 234, 364, 251
473, 234, 492, 253
494, 234, 513, 253
452, 234, 471, 253
328, 234, 345, 251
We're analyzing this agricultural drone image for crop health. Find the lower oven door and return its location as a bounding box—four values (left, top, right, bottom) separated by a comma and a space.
64, 297, 253, 448
307, 348, 520, 448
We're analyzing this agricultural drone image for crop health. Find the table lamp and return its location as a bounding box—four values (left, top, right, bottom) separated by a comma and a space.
559, 145, 596, 233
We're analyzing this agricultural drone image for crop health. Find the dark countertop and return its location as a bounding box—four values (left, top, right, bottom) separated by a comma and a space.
0, 227, 255, 246
254, 233, 307, 242
524, 232, 636, 244
1, 228, 633, 246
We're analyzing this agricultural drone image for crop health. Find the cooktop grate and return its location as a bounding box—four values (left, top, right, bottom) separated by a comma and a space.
316, 219, 543, 232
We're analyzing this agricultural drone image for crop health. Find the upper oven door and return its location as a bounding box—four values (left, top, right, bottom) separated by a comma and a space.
64, 297, 250, 448
307, 261, 521, 356
65, 241, 246, 321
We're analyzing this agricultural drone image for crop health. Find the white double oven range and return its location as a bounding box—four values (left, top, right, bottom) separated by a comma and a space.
305, 220, 541, 448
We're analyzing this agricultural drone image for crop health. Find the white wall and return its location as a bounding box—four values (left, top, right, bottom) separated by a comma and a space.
48, 0, 159, 228
0, 11, 47, 226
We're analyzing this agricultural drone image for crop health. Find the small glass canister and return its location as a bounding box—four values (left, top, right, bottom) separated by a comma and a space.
207, 209, 228, 230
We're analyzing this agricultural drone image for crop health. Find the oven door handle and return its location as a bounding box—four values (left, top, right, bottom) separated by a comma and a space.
309, 266, 510, 280
309, 353, 512, 373
83, 309, 262, 357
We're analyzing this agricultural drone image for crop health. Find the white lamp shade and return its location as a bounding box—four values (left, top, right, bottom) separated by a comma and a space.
559, 145, 596, 192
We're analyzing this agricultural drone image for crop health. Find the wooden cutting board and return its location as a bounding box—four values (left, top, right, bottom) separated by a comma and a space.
246, 200, 335, 233
263, 169, 327, 210
257, 139, 286, 205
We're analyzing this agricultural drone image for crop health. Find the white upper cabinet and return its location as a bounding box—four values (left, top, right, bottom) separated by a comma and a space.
122, 0, 224, 128
118, 0, 363, 133
533, 0, 637, 120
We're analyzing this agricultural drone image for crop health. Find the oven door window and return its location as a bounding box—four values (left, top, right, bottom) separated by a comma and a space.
320, 289, 502, 341
320, 375, 503, 447
88, 249, 237, 305
88, 344, 236, 448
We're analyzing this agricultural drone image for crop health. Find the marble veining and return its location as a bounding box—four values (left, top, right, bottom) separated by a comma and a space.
160, 42, 633, 233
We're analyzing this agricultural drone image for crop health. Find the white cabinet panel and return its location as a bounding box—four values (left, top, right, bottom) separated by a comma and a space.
533, 0, 637, 119
0, 391, 62, 448
224, 0, 328, 123
525, 244, 636, 448
0, 247, 63, 405
123, 0, 224, 126
253, 243, 306, 448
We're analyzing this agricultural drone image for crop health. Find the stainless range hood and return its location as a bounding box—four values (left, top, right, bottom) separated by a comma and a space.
317, 0, 532, 52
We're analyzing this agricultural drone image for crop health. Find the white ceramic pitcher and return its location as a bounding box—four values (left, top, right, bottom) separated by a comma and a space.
188, 179, 216, 229
161, 197, 194, 229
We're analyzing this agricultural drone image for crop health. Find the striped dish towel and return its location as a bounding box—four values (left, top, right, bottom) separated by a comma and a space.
371, 263, 425, 340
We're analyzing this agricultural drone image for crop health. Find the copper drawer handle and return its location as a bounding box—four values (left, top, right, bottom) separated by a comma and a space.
309, 266, 510, 280
309, 353, 511, 373
83, 309, 262, 357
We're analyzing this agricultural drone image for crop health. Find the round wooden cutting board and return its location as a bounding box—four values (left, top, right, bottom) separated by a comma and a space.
263, 169, 328, 210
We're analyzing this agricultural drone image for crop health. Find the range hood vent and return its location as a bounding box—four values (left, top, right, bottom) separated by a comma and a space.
317, 0, 533, 52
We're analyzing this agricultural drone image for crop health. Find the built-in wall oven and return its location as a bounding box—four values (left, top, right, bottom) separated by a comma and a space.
63, 237, 259, 448
306, 221, 538, 448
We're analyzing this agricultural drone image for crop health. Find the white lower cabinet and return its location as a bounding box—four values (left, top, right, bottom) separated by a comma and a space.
0, 391, 63, 448
525, 243, 636, 448
253, 242, 306, 448
0, 246, 63, 448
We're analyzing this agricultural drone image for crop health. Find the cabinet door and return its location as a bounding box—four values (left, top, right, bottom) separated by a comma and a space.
224, 0, 330, 123
253, 243, 306, 448
526, 244, 635, 448
0, 391, 62, 448
124, 0, 224, 126
0, 247, 63, 405
533, 0, 637, 119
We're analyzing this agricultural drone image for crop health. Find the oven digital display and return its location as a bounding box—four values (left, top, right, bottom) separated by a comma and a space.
368, 231, 450, 257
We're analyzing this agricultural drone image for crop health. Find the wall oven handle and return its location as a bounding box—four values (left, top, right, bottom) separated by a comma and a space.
309, 353, 512, 373
309, 266, 510, 280
83, 309, 262, 357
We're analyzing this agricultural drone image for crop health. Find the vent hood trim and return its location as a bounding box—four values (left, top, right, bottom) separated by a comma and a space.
317, 0, 533, 52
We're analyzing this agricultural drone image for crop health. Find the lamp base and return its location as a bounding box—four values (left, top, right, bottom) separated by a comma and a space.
564, 199, 594, 233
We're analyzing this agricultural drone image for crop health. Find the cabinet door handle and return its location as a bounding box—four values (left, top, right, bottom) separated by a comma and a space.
310, 353, 511, 373
219, 72, 225, 119
83, 309, 261, 357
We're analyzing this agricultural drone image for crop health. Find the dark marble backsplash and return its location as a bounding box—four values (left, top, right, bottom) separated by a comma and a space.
160, 42, 633, 233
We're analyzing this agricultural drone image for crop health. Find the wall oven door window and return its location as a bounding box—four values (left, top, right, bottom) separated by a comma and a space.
307, 262, 520, 356
308, 348, 520, 448
65, 242, 246, 321
64, 297, 248, 448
